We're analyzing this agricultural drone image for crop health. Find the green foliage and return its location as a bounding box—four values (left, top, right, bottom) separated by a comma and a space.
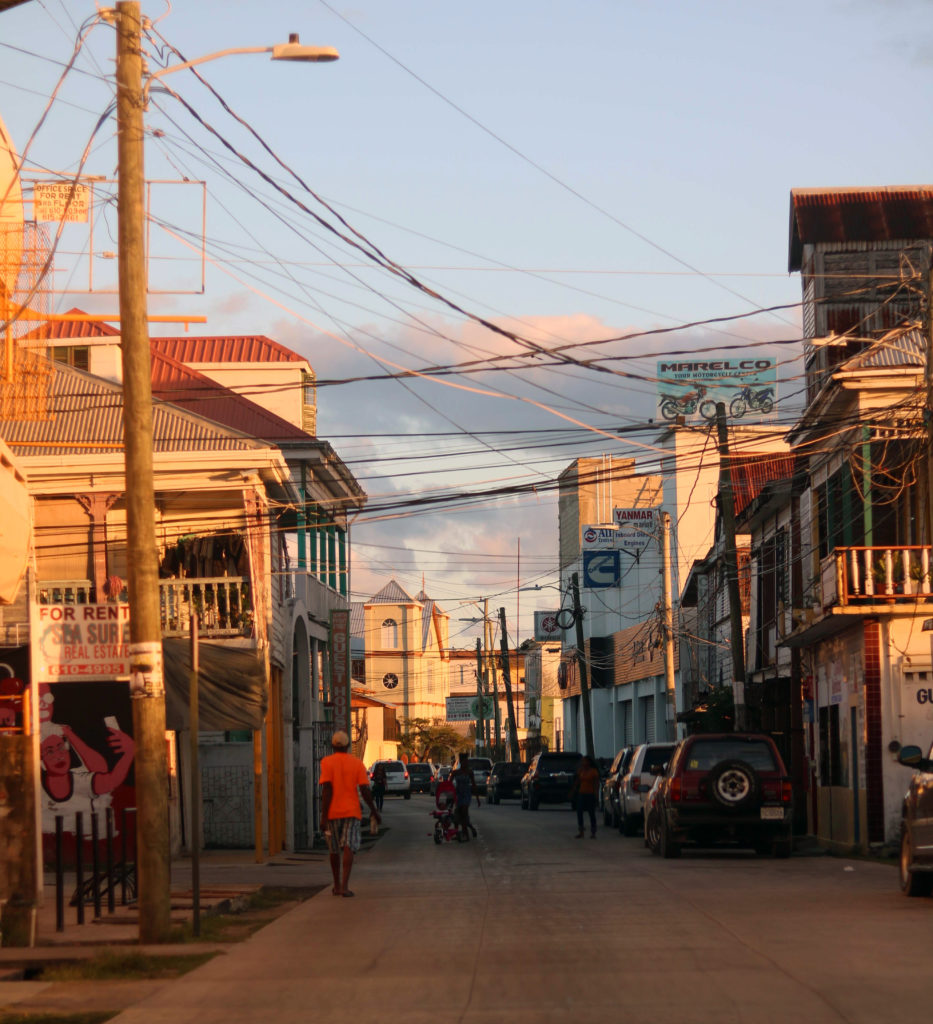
400, 717, 469, 763
680, 686, 735, 734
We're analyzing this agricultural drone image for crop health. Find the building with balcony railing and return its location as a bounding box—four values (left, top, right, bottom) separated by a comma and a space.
758, 186, 933, 854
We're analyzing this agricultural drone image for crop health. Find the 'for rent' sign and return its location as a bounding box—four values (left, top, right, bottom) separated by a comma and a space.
35, 604, 131, 682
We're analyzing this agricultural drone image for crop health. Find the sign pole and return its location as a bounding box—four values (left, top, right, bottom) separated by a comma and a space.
474, 638, 483, 754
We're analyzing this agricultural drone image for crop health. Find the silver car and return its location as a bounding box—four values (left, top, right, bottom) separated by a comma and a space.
370, 759, 411, 799
618, 743, 675, 835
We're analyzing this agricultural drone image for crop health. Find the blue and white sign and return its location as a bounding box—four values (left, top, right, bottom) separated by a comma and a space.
583, 550, 621, 589
656, 357, 777, 424
581, 525, 618, 549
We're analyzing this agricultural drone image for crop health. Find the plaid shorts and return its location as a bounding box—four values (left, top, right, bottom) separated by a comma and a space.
324, 817, 362, 854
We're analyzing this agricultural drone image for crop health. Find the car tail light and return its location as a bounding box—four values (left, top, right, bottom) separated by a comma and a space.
630, 777, 640, 793
404, 770, 409, 779
670, 777, 682, 802
782, 779, 792, 804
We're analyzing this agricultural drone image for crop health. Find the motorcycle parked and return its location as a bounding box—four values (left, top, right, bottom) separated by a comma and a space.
659, 387, 717, 421
729, 385, 774, 418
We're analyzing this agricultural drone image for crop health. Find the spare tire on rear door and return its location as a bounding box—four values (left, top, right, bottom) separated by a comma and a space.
706, 759, 760, 810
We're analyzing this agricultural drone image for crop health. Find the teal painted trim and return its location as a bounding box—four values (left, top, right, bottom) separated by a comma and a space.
297, 463, 307, 570
328, 525, 337, 591
338, 527, 347, 597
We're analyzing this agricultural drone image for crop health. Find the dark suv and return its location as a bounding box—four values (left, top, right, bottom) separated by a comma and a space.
521, 751, 581, 809
653, 733, 792, 858
488, 761, 527, 803
407, 763, 434, 794
896, 741, 933, 897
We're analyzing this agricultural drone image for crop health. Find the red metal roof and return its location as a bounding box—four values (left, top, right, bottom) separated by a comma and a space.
20, 307, 120, 340
732, 454, 796, 518
151, 335, 308, 365
150, 349, 312, 442
789, 186, 933, 271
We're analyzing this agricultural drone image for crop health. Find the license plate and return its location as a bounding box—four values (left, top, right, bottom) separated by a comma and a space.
760, 806, 784, 820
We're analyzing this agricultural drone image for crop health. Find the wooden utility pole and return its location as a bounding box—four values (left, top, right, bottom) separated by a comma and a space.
484, 599, 501, 753
189, 614, 201, 938
570, 573, 596, 761
497, 607, 522, 763
660, 511, 677, 740
474, 638, 484, 754
715, 402, 748, 730
925, 256, 933, 550
115, 1, 171, 942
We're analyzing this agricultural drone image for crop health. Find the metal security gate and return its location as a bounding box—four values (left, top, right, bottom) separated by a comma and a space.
294, 767, 308, 851
642, 695, 656, 743
202, 765, 253, 848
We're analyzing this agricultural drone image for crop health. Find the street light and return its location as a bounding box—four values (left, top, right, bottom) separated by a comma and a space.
111, 1, 337, 942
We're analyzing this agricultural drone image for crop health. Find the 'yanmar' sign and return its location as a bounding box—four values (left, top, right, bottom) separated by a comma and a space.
657, 356, 776, 424
613, 508, 658, 557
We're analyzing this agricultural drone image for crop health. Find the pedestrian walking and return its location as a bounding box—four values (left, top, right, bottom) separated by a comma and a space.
450, 751, 479, 842
320, 730, 381, 897
571, 755, 600, 839
371, 761, 387, 811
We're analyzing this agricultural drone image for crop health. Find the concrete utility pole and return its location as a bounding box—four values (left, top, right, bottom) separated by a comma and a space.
115, 1, 171, 943
570, 573, 596, 761
497, 607, 522, 763
715, 402, 748, 730
483, 599, 501, 753
660, 511, 677, 740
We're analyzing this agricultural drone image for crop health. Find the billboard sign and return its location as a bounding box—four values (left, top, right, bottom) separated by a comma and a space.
583, 549, 620, 589
446, 694, 494, 721
35, 604, 131, 682
656, 357, 776, 423
34, 182, 90, 223
330, 608, 351, 735
613, 507, 658, 558
581, 524, 618, 549
534, 610, 562, 641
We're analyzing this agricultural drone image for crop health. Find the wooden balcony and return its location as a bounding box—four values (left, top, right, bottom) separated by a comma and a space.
33, 577, 253, 639
821, 546, 933, 608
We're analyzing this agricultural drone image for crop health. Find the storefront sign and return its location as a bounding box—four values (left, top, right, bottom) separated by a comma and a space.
330, 608, 351, 735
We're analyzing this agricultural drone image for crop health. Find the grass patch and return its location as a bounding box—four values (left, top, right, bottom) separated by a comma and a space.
0, 1013, 114, 1024
31, 950, 215, 982
172, 885, 323, 944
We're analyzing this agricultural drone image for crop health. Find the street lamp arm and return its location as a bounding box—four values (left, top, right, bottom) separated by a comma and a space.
144, 36, 339, 100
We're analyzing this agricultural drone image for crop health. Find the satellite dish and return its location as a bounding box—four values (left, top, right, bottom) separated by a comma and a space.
0, 113, 24, 302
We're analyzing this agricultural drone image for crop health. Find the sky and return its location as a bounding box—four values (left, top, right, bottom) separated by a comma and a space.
2, 0, 932, 647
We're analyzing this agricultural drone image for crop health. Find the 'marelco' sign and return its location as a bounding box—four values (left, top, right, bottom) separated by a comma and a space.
613, 508, 658, 557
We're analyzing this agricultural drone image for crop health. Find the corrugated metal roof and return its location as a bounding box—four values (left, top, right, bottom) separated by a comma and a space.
20, 307, 120, 341
732, 454, 797, 519
349, 601, 365, 638
838, 328, 924, 372
151, 348, 312, 443
0, 363, 268, 456
368, 580, 414, 605
789, 186, 933, 271
152, 335, 308, 365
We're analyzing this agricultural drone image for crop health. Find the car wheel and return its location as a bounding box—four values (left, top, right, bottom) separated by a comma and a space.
660, 821, 681, 859
404, 792, 411, 800
707, 760, 761, 811
433, 822, 443, 845
645, 812, 661, 854
901, 828, 933, 897
494, 792, 501, 805
622, 812, 639, 837
529, 793, 539, 810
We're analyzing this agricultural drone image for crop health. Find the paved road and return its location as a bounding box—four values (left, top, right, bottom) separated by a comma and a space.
110, 794, 933, 1024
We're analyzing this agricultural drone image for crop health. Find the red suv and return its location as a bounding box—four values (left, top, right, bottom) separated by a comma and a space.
653, 733, 793, 859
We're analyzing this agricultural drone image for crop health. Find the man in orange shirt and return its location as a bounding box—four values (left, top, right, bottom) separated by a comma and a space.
320, 730, 380, 897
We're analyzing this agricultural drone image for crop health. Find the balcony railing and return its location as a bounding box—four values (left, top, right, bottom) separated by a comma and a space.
31, 577, 253, 639
822, 546, 933, 607
159, 577, 253, 638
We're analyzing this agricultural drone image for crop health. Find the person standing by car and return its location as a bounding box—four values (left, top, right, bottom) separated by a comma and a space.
571, 755, 600, 839
320, 731, 380, 897
450, 751, 479, 842
371, 761, 387, 812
